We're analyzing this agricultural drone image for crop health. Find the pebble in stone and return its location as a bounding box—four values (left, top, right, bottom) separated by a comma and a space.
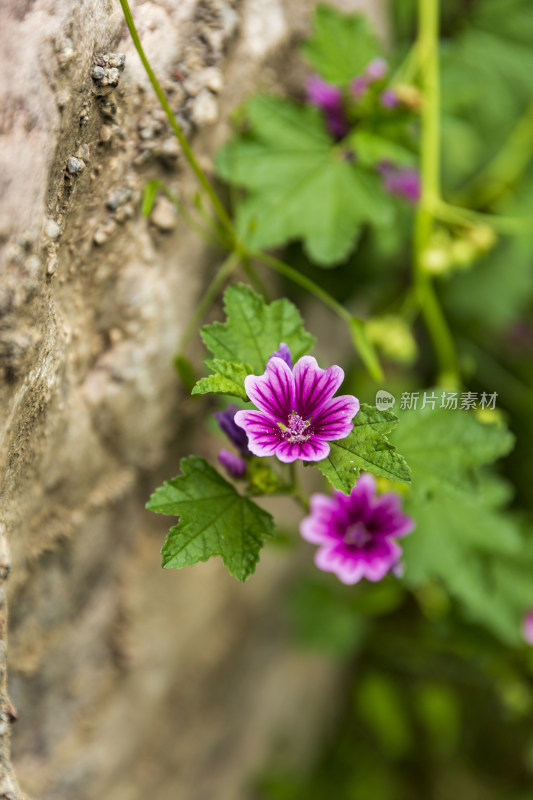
150, 197, 177, 232
191, 89, 218, 126
45, 219, 61, 240
155, 138, 181, 167
94, 219, 117, 246
92, 53, 126, 95
67, 156, 85, 175
57, 38, 74, 69
106, 188, 133, 211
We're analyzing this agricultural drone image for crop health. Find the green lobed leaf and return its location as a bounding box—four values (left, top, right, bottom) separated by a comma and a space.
200, 283, 315, 375
389, 407, 529, 642
316, 403, 411, 492
147, 456, 275, 582
191, 359, 252, 401
216, 95, 392, 266
350, 130, 417, 169
302, 4, 380, 85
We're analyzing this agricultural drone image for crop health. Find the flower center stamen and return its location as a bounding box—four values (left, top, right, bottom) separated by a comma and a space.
344, 522, 372, 547
280, 412, 311, 443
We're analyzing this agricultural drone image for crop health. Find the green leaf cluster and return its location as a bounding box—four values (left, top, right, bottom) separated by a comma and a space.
302, 4, 380, 85
216, 96, 392, 266
147, 456, 275, 582
316, 403, 411, 492
193, 283, 315, 400
391, 408, 533, 642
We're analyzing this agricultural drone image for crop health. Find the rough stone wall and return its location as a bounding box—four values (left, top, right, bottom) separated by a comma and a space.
0, 1, 385, 798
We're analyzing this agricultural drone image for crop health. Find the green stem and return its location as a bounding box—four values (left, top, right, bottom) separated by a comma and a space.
289, 463, 310, 513
434, 200, 533, 235
415, 0, 458, 383
177, 250, 241, 353
457, 99, 533, 208
119, 0, 234, 240
251, 250, 384, 381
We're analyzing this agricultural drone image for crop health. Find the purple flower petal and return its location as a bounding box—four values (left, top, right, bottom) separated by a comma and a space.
218, 449, 247, 478
236, 355, 359, 464
381, 165, 421, 204
270, 342, 292, 368
350, 75, 368, 98
380, 89, 399, 108
276, 437, 330, 464
293, 356, 345, 419
365, 57, 388, 82
306, 74, 343, 112
312, 394, 360, 440
244, 357, 295, 422
234, 410, 281, 457
300, 474, 414, 586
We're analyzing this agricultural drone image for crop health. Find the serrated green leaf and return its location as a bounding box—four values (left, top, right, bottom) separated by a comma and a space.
390, 407, 526, 642
392, 406, 515, 496
316, 403, 411, 492
200, 283, 315, 374
191, 359, 251, 400
350, 130, 417, 169
216, 95, 392, 266
302, 4, 380, 85
147, 456, 275, 582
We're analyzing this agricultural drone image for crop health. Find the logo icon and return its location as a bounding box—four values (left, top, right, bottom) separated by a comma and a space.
376, 390, 396, 411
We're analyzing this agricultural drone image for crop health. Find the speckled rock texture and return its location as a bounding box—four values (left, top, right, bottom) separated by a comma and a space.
0, 1, 385, 798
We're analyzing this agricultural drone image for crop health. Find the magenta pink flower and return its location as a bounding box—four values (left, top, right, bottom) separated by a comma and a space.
300, 474, 414, 584
523, 610, 533, 645
234, 356, 359, 464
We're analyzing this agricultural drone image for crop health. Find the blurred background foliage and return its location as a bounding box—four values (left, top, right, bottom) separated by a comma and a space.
250, 0, 533, 796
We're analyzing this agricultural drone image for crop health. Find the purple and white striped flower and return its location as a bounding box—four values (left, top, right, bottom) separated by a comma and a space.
300, 474, 414, 585
234, 356, 359, 464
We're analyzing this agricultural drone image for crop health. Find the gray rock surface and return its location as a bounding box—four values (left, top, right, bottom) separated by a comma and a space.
0, 1, 384, 797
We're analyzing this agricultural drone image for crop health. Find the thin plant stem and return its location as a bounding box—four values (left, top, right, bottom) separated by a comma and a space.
289, 462, 310, 513
250, 250, 384, 381
119, 0, 235, 241
457, 99, 533, 208
177, 250, 241, 354
434, 201, 533, 236
414, 0, 459, 384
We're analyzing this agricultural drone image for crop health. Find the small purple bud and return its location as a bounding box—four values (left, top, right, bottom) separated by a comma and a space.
365, 57, 388, 82
380, 89, 399, 109
306, 74, 343, 112
218, 449, 247, 478
350, 75, 368, 98
214, 404, 250, 455
270, 342, 292, 368
325, 109, 350, 139
381, 165, 421, 204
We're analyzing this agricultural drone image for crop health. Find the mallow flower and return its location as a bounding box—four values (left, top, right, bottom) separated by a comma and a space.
300, 474, 414, 584
234, 355, 359, 463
